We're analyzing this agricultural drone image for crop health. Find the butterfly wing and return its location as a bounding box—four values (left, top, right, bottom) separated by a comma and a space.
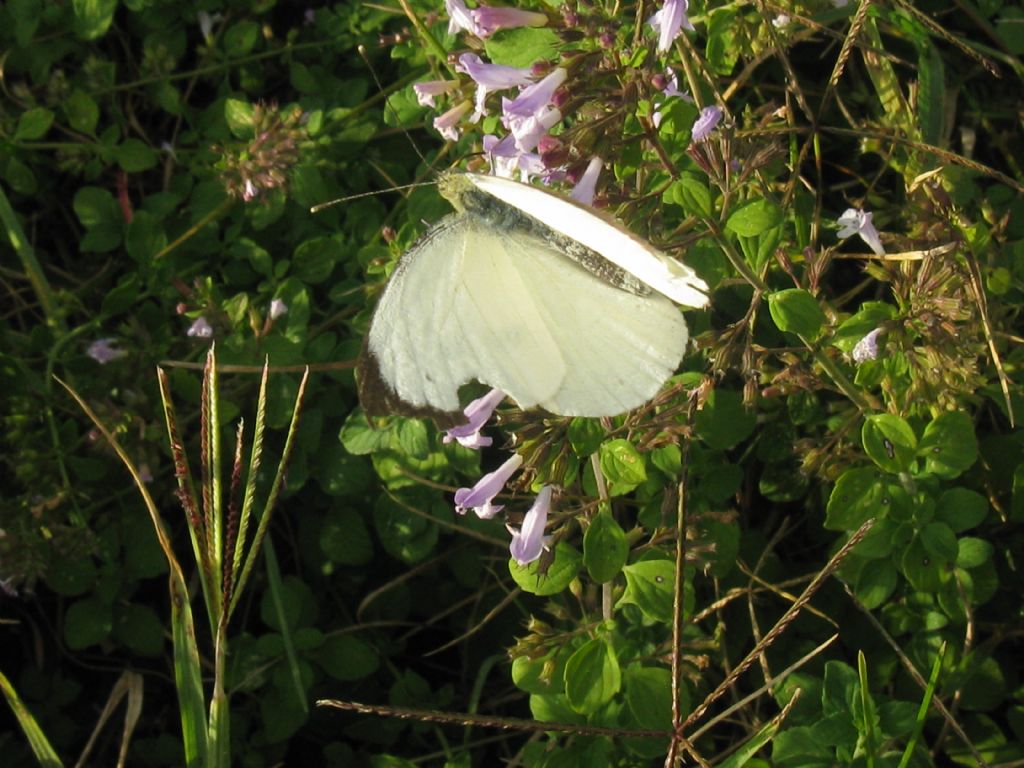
359, 213, 688, 424
461, 173, 710, 309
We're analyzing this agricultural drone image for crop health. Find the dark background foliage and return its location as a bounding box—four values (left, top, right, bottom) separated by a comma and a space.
2, 0, 1024, 766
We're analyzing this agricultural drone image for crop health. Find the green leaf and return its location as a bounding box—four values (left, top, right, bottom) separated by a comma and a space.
667, 175, 712, 219
116, 139, 158, 172
373, 491, 440, 564
619, 559, 675, 622
599, 439, 647, 489
920, 521, 958, 564
14, 107, 54, 141
854, 559, 897, 609
73, 186, 121, 229
225, 98, 256, 138
861, 414, 917, 473
64, 90, 100, 135
705, 7, 739, 75
3, 156, 38, 195
510, 543, 581, 596
694, 389, 756, 450
826, 467, 890, 530
9, 0, 42, 46
224, 20, 261, 57
484, 27, 560, 68
726, 199, 782, 237
624, 666, 674, 731
292, 236, 338, 284
901, 537, 943, 592
564, 637, 621, 714
583, 512, 628, 584
73, 0, 118, 40
114, 604, 165, 656
957, 537, 993, 569
320, 507, 374, 565
935, 487, 988, 532
65, 597, 113, 649
45, 556, 97, 596
317, 635, 379, 681
918, 411, 978, 478
567, 417, 604, 457
125, 210, 167, 262
917, 40, 945, 145
339, 409, 393, 455
767, 289, 825, 338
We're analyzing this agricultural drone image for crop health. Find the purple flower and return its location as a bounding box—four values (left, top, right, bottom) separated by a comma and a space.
472, 6, 548, 37
445, 0, 483, 36
187, 317, 213, 338
413, 79, 458, 108
457, 54, 534, 120
852, 328, 883, 363
483, 134, 520, 177
570, 157, 603, 205
454, 453, 523, 519
772, 13, 791, 28
87, 338, 128, 364
507, 106, 562, 152
433, 100, 473, 142
502, 68, 567, 119
653, 68, 692, 129
837, 208, 885, 255
691, 105, 723, 142
508, 486, 553, 565
648, 0, 694, 54
444, 388, 505, 449
269, 298, 288, 320
242, 179, 258, 201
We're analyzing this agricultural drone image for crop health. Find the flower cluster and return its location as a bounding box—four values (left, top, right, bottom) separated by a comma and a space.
447, 390, 553, 566
415, 0, 722, 184
216, 103, 305, 202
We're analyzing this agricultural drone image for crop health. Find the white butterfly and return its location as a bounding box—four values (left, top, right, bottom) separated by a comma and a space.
358, 172, 709, 426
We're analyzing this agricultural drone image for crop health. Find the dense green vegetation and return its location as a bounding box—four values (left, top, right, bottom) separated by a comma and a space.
2, 0, 1022, 766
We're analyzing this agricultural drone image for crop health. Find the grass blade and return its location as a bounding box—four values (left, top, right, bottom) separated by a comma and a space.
0, 667, 64, 768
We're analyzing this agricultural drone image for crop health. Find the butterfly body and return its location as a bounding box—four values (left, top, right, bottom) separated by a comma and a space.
358, 172, 708, 426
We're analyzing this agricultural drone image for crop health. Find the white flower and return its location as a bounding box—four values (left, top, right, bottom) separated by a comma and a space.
837, 208, 885, 255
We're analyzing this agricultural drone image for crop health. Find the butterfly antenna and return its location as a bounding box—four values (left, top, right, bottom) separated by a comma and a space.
358, 44, 430, 168
310, 180, 436, 214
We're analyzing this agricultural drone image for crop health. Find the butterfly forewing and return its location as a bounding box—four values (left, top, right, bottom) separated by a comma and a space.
359, 206, 689, 422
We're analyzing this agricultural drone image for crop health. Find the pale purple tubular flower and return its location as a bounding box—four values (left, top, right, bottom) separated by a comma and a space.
433, 100, 473, 142
502, 68, 567, 119
483, 134, 520, 177
87, 338, 128, 364
516, 152, 547, 182
472, 6, 548, 37
242, 179, 258, 201
445, 0, 483, 36
413, 79, 458, 108
662, 67, 684, 98
772, 13, 791, 28
570, 157, 603, 205
197, 10, 222, 42
837, 208, 885, 255
852, 328, 883, 363
648, 0, 695, 54
653, 68, 691, 129
269, 298, 288, 320
507, 106, 562, 152
508, 485, 553, 565
457, 53, 534, 120
187, 317, 213, 338
691, 105, 723, 142
444, 388, 506, 449
454, 454, 524, 519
